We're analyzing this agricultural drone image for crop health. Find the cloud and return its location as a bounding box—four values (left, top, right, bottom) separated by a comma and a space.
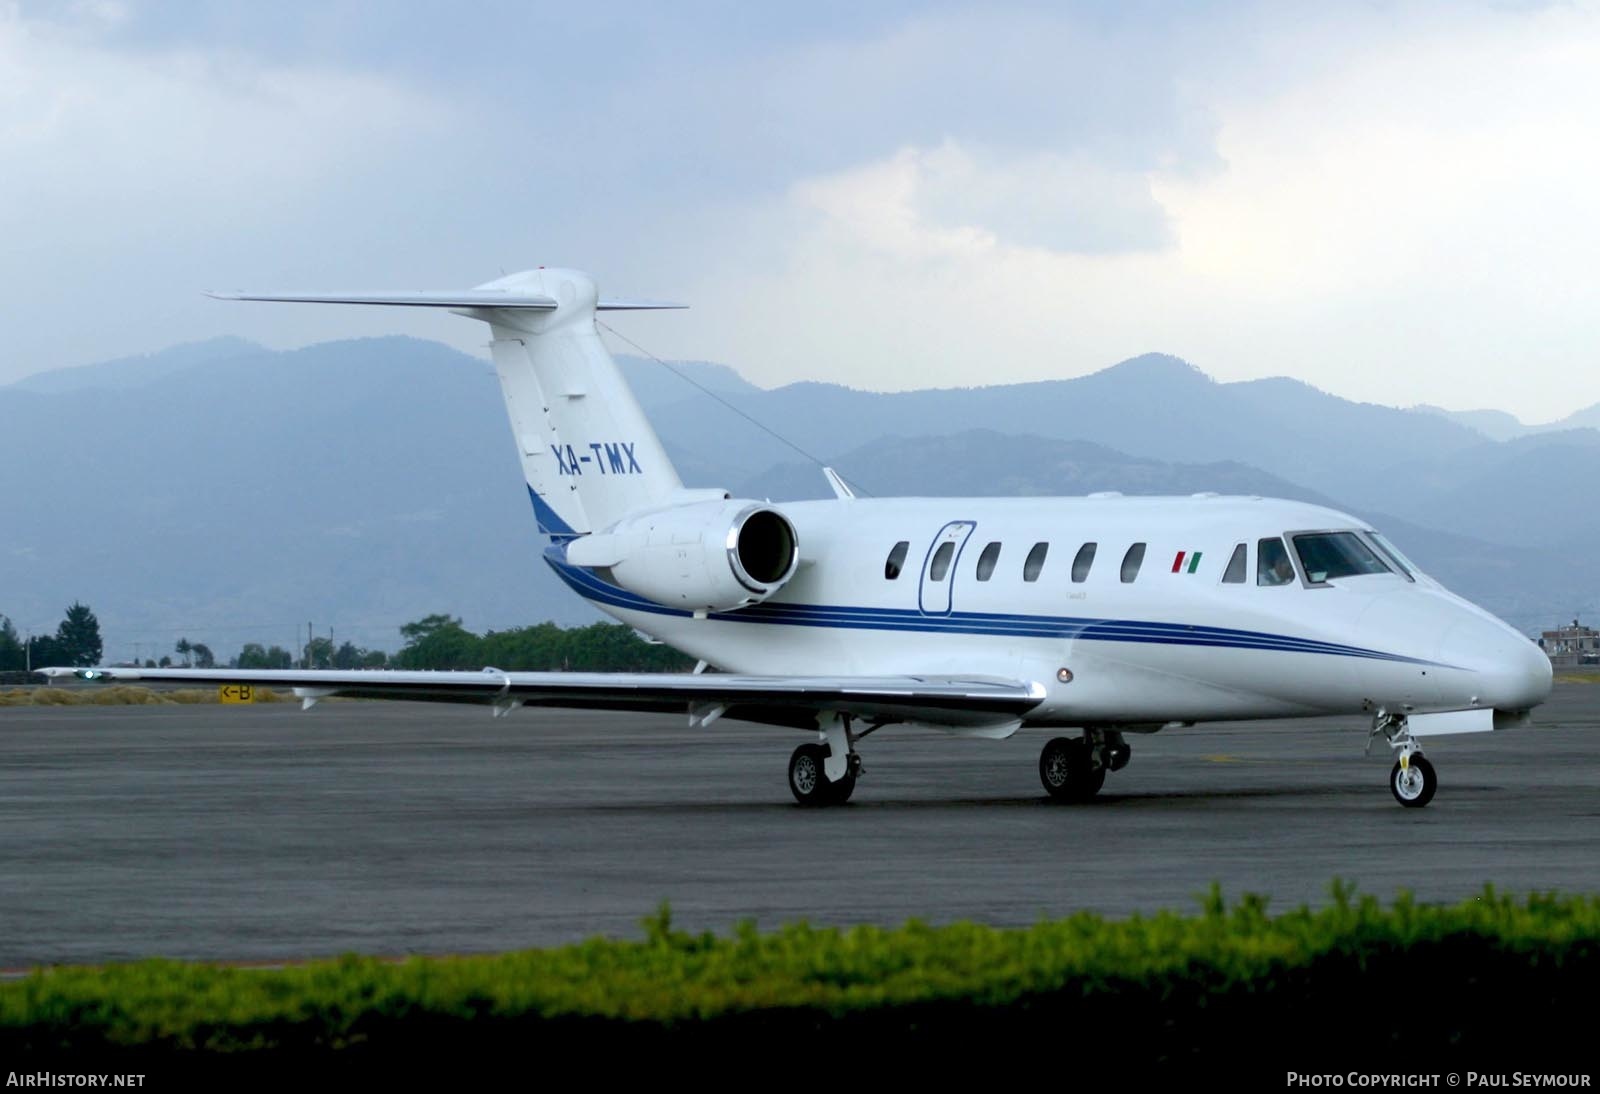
1146, 2, 1600, 417
0, 5, 453, 370
795, 140, 1173, 258
676, 3, 1600, 423
0, 10, 443, 229
680, 6, 1225, 196
5, 2, 1600, 425
793, 145, 1001, 262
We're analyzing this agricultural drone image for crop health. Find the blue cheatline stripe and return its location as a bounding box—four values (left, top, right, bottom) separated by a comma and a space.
547, 551, 694, 618
527, 484, 580, 540
536, 543, 1445, 667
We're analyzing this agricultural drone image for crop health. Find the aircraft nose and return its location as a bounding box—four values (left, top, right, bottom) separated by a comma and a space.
1437, 616, 1553, 711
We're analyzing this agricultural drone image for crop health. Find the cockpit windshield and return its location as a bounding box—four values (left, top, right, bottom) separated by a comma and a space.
1366, 531, 1418, 580
1291, 532, 1393, 583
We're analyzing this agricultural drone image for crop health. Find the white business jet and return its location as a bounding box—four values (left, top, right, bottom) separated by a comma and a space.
42, 269, 1553, 808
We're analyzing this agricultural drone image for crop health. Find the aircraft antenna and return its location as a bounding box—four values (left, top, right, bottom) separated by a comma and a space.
596, 319, 874, 497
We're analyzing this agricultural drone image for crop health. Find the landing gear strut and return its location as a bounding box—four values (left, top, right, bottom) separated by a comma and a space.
1039, 730, 1127, 802
1370, 710, 1438, 808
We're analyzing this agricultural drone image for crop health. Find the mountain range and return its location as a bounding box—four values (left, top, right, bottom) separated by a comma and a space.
1414, 402, 1600, 441
3, 336, 1595, 660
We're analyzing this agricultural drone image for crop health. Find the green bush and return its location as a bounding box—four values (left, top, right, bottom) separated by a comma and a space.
2, 885, 1597, 1075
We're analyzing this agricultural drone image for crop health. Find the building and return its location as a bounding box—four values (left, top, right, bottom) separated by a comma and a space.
1539, 620, 1600, 668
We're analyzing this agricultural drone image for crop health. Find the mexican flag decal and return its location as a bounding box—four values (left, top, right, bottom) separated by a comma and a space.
1171, 550, 1202, 574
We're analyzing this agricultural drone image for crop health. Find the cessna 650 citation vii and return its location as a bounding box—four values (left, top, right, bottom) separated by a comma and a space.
43, 268, 1553, 808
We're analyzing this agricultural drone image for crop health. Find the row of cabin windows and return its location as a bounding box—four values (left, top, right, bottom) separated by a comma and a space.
885, 539, 1127, 583
884, 536, 1321, 587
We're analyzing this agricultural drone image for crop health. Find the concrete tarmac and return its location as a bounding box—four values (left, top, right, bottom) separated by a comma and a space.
2, 684, 1598, 967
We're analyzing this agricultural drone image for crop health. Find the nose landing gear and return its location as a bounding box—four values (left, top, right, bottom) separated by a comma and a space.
1370, 709, 1439, 808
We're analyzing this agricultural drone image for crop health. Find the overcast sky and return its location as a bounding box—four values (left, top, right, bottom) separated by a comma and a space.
4, 0, 1599, 422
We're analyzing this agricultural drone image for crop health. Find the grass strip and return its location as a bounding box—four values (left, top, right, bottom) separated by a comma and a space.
0, 686, 291, 706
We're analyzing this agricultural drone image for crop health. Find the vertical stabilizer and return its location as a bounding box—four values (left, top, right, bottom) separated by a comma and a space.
476, 269, 682, 537
205, 267, 684, 538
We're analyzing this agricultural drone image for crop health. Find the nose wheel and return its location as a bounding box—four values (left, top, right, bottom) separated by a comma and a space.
1371, 709, 1439, 808
1390, 752, 1437, 807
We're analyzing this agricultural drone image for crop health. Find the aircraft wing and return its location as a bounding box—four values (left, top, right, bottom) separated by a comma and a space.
35, 667, 1045, 730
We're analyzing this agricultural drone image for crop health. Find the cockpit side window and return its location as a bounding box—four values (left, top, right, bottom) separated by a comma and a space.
1292, 532, 1392, 584
1257, 537, 1295, 586
1221, 543, 1247, 584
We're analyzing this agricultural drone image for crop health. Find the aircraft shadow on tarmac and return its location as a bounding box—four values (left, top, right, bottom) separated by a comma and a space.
556, 780, 1507, 814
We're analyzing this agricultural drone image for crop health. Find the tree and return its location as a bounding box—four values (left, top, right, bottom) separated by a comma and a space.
175, 638, 193, 667
191, 643, 215, 669
395, 614, 482, 669
304, 636, 334, 669
394, 614, 691, 672
0, 615, 23, 671
237, 643, 293, 670
28, 635, 61, 668
52, 603, 102, 667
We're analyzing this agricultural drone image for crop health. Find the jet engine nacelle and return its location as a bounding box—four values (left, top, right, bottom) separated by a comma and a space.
565, 498, 800, 612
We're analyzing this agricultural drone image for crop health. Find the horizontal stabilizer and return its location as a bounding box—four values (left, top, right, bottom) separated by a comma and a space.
592, 298, 689, 311
205, 290, 556, 309
204, 290, 686, 311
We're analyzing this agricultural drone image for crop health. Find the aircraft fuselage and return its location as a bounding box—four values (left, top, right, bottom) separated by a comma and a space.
547, 494, 1551, 729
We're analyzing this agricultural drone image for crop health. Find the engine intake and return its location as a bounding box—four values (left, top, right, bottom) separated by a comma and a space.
566, 499, 800, 612
729, 508, 797, 592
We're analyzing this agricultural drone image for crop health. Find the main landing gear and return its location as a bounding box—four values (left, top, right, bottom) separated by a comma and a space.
1039, 730, 1130, 802
1370, 710, 1439, 808
788, 743, 857, 805
788, 713, 869, 807
786, 718, 1136, 806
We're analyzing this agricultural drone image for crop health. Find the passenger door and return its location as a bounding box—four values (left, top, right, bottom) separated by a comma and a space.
919, 521, 976, 616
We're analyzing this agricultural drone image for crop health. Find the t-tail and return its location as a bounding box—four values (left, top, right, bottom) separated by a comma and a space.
207, 268, 687, 538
